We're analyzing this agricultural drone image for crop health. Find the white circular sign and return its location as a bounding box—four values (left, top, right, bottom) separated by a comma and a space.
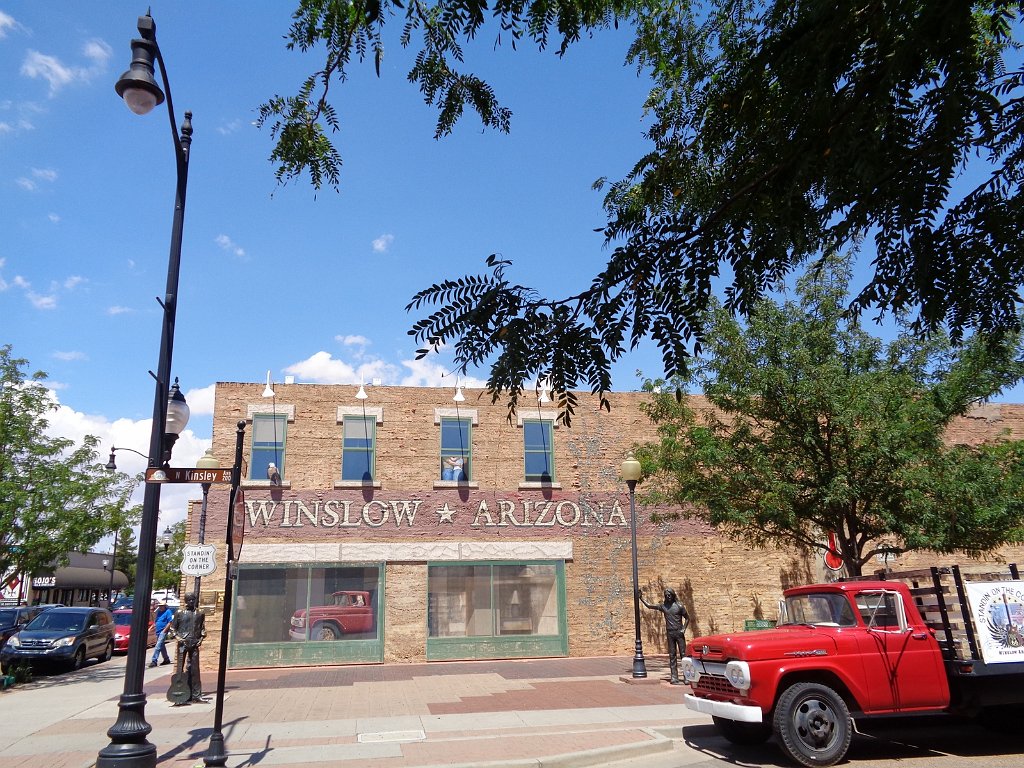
180, 544, 217, 576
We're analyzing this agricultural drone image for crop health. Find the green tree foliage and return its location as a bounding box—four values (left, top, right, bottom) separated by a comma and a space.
152, 520, 187, 593
0, 346, 140, 582
113, 525, 139, 591
264, 1, 1022, 419
633, 257, 1024, 577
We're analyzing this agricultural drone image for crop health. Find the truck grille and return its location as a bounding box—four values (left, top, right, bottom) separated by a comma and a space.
694, 674, 735, 696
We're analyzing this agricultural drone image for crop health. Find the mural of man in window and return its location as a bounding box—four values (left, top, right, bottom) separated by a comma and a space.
442, 455, 466, 481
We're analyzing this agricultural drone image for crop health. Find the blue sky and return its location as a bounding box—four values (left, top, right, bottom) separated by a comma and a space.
1, 2, 659, 530
4, 3, 1023, 533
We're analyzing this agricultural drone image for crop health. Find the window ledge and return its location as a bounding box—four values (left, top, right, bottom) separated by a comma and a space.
242, 480, 292, 490
518, 482, 562, 490
333, 480, 383, 490
432, 480, 480, 490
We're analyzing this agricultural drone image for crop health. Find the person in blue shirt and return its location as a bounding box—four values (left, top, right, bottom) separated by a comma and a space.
149, 603, 173, 667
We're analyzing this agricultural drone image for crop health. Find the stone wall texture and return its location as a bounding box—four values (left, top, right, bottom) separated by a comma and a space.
188, 383, 1024, 670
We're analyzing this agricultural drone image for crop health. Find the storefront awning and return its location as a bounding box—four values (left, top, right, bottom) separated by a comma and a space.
32, 567, 128, 590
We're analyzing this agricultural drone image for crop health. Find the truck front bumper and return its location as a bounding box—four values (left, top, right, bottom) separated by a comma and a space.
684, 694, 764, 723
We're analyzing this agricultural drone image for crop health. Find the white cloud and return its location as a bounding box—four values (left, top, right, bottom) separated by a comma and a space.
32, 167, 57, 182
26, 290, 56, 309
48, 213, 60, 223
21, 39, 112, 97
63, 275, 84, 290
372, 234, 395, 253
185, 384, 216, 416
398, 358, 486, 388
16, 177, 36, 191
217, 119, 241, 135
335, 335, 370, 347
214, 234, 246, 259
44, 390, 212, 533
107, 305, 133, 315
283, 351, 399, 385
0, 11, 18, 39
52, 350, 86, 361
0, 122, 12, 134
82, 39, 112, 66
21, 51, 77, 95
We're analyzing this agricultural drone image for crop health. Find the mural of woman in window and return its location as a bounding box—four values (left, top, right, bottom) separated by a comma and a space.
442, 455, 467, 481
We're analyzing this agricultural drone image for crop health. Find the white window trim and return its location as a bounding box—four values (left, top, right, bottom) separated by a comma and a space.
433, 408, 478, 425
246, 403, 295, 421
336, 406, 384, 424
516, 409, 559, 427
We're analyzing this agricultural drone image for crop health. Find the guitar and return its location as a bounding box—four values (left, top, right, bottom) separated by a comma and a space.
166, 644, 190, 705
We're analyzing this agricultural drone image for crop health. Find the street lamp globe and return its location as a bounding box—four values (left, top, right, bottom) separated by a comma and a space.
165, 378, 190, 435
196, 449, 220, 471
620, 455, 642, 484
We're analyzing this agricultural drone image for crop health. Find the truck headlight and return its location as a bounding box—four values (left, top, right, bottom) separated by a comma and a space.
680, 657, 699, 684
725, 660, 750, 690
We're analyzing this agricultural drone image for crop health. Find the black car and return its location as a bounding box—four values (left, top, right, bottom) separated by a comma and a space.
111, 597, 133, 611
0, 606, 43, 648
0, 606, 114, 672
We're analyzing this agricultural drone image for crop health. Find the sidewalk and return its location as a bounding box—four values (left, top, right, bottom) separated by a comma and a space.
0, 656, 713, 768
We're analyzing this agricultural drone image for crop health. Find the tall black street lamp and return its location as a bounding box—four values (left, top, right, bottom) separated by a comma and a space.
620, 454, 647, 678
193, 449, 221, 598
98, 12, 194, 768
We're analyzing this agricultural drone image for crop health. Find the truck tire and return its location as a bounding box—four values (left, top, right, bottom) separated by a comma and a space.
311, 622, 341, 641
773, 682, 852, 767
712, 716, 772, 745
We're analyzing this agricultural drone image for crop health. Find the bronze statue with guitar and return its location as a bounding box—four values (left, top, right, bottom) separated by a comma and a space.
166, 593, 207, 705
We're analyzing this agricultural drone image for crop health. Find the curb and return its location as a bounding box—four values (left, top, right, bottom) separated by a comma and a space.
412, 728, 675, 768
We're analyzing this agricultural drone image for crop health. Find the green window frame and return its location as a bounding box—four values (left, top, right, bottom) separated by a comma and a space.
426, 561, 568, 661
341, 415, 376, 482
250, 412, 287, 481
440, 416, 471, 481
523, 418, 554, 482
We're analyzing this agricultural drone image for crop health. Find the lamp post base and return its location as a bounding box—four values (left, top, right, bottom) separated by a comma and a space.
632, 647, 648, 679
96, 692, 157, 768
204, 731, 228, 767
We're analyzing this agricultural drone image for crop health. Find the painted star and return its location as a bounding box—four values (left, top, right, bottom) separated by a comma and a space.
436, 502, 456, 523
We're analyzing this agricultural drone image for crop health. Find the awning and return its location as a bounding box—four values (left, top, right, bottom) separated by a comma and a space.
31, 567, 128, 591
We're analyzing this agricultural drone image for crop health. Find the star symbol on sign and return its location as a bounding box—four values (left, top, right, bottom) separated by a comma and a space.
436, 502, 457, 523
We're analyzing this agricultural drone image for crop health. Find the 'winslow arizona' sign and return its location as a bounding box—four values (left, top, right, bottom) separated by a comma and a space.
242, 494, 634, 533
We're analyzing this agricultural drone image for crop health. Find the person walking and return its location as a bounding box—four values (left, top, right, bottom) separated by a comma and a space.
149, 603, 173, 667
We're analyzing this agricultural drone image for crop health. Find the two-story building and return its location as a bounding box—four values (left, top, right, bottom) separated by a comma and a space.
191, 382, 1024, 669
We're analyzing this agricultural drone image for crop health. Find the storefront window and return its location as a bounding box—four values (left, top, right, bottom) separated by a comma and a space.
440, 417, 471, 480
427, 563, 559, 638
234, 565, 379, 645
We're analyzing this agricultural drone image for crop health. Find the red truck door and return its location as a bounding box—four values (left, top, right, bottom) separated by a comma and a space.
853, 590, 949, 711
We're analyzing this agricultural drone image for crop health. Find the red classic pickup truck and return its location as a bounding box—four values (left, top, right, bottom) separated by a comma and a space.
683, 565, 1024, 767
289, 590, 374, 641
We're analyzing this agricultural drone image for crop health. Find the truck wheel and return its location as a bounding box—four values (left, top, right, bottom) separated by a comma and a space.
311, 622, 340, 641
712, 716, 772, 745
773, 682, 851, 767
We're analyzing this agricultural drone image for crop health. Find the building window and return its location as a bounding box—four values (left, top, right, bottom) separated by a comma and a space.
523, 419, 554, 482
250, 413, 287, 481
440, 416, 471, 481
427, 563, 560, 638
342, 415, 376, 482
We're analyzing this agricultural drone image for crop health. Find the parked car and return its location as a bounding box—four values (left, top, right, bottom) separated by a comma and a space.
289, 590, 374, 641
150, 589, 180, 608
0, 606, 43, 648
112, 609, 156, 653
111, 597, 134, 611
0, 606, 114, 673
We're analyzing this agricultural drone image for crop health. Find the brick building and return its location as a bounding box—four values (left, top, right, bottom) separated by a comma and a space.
190, 382, 1024, 669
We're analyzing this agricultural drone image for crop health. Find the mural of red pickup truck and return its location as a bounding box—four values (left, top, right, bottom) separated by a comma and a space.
289, 590, 374, 641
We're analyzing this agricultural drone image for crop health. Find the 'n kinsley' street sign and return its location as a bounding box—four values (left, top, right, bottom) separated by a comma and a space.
145, 467, 234, 484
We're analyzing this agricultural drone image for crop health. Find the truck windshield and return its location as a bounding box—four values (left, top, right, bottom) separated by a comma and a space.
781, 593, 857, 627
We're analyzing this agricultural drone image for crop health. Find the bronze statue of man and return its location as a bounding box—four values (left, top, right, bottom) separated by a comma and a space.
641, 588, 690, 684
167, 593, 206, 703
